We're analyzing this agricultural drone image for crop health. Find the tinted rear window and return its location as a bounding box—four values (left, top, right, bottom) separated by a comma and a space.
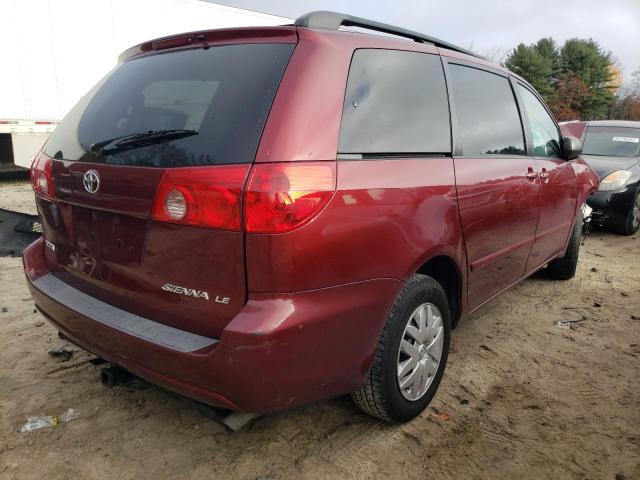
339, 49, 451, 155
449, 64, 525, 156
43, 43, 295, 167
582, 126, 640, 158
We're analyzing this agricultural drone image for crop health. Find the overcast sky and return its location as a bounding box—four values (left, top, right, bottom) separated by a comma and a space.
209, 0, 640, 80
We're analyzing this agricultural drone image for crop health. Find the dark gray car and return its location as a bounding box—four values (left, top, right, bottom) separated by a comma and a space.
563, 120, 640, 235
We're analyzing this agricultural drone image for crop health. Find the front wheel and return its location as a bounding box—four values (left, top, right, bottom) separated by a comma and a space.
615, 187, 640, 235
547, 211, 582, 280
351, 274, 451, 423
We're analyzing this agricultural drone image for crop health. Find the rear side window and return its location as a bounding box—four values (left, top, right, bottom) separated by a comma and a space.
449, 64, 525, 156
43, 43, 295, 167
339, 49, 451, 155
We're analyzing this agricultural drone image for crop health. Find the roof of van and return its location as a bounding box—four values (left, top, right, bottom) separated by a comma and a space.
121, 10, 484, 61
118, 11, 520, 86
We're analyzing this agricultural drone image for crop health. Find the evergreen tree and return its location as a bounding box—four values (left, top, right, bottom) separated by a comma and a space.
504, 37, 616, 120
504, 43, 554, 98
535, 38, 560, 76
559, 39, 615, 119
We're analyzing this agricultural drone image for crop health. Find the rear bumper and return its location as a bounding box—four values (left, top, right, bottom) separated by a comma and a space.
23, 237, 401, 413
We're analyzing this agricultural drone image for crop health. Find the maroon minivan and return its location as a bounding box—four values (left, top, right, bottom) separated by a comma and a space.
24, 11, 599, 423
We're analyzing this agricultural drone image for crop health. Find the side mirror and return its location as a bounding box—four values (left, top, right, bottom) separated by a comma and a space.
562, 135, 582, 160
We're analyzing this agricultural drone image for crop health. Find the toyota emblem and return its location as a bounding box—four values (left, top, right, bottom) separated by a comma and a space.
83, 170, 100, 194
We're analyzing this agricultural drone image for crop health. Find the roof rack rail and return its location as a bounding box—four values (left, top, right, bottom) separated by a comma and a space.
294, 11, 483, 59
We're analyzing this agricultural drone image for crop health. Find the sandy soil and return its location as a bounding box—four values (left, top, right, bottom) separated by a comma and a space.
1, 181, 639, 480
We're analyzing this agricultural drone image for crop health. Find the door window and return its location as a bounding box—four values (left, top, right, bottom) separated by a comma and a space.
517, 84, 561, 158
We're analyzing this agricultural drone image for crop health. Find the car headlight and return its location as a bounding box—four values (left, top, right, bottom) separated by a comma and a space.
599, 170, 632, 191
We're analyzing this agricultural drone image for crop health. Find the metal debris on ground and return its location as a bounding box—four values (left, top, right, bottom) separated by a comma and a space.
20, 409, 80, 433
222, 412, 262, 432
48, 345, 73, 362
555, 320, 583, 330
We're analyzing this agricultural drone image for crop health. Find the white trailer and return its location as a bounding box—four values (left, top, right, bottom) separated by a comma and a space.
0, 0, 289, 168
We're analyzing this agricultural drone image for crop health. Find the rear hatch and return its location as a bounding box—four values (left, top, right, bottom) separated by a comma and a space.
33, 36, 295, 338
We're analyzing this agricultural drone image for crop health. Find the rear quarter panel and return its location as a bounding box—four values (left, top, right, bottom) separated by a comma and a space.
249, 29, 467, 310
246, 158, 467, 296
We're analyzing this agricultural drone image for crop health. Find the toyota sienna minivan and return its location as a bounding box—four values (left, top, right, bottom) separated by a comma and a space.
24, 11, 599, 422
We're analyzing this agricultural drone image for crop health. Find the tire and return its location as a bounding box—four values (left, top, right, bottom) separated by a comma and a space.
351, 274, 451, 423
547, 212, 582, 280
614, 187, 640, 236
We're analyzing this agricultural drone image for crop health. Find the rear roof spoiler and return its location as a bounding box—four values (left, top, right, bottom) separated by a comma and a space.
119, 26, 297, 62
295, 10, 483, 59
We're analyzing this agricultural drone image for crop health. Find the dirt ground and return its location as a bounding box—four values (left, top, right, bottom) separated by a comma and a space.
0, 181, 638, 480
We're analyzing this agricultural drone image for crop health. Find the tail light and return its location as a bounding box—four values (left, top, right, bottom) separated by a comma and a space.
244, 162, 336, 233
152, 165, 250, 230
30, 154, 55, 199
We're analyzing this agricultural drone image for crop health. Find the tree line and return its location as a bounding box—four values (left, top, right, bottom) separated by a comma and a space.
503, 38, 640, 122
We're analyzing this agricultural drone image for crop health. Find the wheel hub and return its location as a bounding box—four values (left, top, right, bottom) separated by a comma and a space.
418, 345, 428, 360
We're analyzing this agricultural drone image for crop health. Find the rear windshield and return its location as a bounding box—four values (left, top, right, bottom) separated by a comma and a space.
582, 126, 640, 158
43, 43, 294, 167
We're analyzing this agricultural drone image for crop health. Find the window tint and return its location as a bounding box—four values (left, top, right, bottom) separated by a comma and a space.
339, 49, 450, 154
43, 43, 294, 167
449, 65, 525, 156
582, 127, 640, 158
141, 80, 219, 131
517, 84, 561, 157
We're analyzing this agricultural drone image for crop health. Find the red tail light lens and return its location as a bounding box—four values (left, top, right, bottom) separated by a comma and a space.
244, 162, 336, 233
152, 165, 250, 230
30, 154, 55, 199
